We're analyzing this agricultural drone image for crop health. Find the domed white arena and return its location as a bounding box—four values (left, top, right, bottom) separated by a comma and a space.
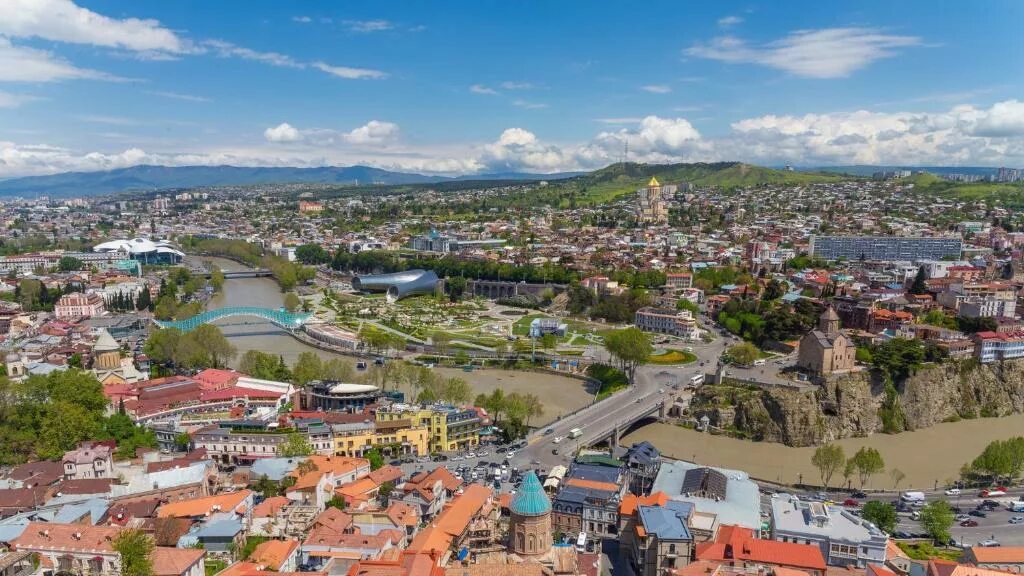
93, 237, 185, 265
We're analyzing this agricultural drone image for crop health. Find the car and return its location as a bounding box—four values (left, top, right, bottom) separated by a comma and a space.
851, 491, 868, 499
894, 531, 912, 539
944, 488, 962, 496
552, 448, 559, 455
978, 540, 1001, 548
956, 514, 971, 521
553, 436, 564, 443
980, 489, 1007, 497
969, 510, 987, 518
843, 499, 859, 507
478, 451, 489, 457
544, 429, 554, 436
1010, 516, 1024, 524
466, 452, 476, 458
983, 499, 1001, 508
389, 459, 402, 466
506, 451, 516, 458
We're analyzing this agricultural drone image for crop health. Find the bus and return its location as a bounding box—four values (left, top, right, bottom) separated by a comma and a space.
568, 428, 583, 439
689, 373, 705, 386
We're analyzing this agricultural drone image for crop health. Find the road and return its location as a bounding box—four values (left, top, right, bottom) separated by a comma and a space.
512, 336, 730, 471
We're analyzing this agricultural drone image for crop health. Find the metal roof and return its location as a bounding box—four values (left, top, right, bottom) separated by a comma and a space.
510, 471, 551, 516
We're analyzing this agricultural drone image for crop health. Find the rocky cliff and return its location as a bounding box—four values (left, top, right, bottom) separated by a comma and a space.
690, 359, 1024, 447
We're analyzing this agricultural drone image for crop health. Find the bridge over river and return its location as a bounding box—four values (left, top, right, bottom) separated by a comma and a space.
154, 306, 312, 332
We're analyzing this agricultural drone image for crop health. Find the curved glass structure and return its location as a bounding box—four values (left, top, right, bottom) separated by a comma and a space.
351, 269, 439, 302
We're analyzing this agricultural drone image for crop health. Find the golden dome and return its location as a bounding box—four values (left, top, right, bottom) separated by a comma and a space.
648, 177, 661, 187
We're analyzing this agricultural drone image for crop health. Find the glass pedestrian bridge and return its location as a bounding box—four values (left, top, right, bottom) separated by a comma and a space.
154, 306, 312, 333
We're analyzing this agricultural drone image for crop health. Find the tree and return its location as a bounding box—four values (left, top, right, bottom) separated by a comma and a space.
540, 333, 557, 353
135, 286, 152, 311
604, 327, 652, 383
431, 331, 451, 355
174, 433, 191, 451
279, 432, 313, 457
811, 444, 846, 491
68, 353, 83, 368
919, 501, 955, 543
189, 324, 237, 368
378, 480, 395, 502
909, 266, 928, 295
847, 447, 885, 488
445, 276, 467, 302
113, 529, 155, 576
861, 501, 897, 534
326, 495, 347, 510
292, 351, 324, 386
283, 292, 301, 312
726, 342, 760, 367
209, 267, 225, 292
890, 468, 906, 491
364, 447, 384, 470
57, 256, 84, 272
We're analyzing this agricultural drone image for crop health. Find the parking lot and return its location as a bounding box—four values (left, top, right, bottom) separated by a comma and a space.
388, 440, 542, 495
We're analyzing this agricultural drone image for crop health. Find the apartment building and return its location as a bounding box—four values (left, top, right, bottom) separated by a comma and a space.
635, 307, 701, 340
376, 404, 481, 453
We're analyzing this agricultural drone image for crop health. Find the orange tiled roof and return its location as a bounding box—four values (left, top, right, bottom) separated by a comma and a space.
968, 546, 1024, 563
251, 496, 290, 518
338, 477, 379, 498
564, 478, 619, 492
12, 522, 122, 553
248, 538, 299, 570
156, 489, 251, 518
696, 525, 826, 572
620, 491, 670, 515
151, 547, 205, 576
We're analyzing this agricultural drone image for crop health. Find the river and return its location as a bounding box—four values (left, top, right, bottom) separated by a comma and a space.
621, 415, 1024, 489
200, 257, 593, 417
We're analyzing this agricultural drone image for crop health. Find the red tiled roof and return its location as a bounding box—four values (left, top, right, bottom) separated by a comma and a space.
696, 525, 826, 572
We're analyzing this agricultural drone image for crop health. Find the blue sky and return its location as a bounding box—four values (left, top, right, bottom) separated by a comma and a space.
0, 0, 1022, 177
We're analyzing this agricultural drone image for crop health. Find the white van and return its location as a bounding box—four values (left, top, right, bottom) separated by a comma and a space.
753, 359, 766, 366
901, 491, 926, 503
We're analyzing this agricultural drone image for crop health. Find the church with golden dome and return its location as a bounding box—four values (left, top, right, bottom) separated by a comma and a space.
637, 177, 669, 225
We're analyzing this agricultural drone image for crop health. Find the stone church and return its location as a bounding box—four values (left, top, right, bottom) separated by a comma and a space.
797, 307, 855, 376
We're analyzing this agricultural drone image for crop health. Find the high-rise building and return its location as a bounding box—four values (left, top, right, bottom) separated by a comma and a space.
809, 235, 962, 262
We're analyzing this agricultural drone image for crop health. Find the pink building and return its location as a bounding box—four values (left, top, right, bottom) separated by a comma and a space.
54, 292, 105, 319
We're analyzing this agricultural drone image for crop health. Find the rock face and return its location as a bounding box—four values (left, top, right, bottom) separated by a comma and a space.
689, 359, 1024, 447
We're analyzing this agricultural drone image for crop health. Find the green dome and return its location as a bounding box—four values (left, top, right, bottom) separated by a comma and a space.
511, 471, 551, 516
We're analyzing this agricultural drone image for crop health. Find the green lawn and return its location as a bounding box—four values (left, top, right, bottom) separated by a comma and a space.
648, 350, 698, 365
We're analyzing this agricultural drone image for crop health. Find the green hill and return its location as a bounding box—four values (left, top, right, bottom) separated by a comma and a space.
547, 161, 846, 205
903, 172, 1024, 205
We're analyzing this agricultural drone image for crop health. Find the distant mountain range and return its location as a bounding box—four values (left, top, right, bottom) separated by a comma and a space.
0, 161, 1016, 198
0, 165, 585, 198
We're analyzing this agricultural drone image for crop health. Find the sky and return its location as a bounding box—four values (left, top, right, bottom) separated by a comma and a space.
0, 0, 1022, 178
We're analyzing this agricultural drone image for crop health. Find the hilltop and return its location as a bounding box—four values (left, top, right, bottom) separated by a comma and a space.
542, 161, 847, 206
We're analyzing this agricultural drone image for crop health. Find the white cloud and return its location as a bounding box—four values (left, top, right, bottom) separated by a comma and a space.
343, 20, 393, 33
512, 99, 548, 110
343, 120, 400, 145
686, 27, 922, 78
501, 81, 534, 90
145, 90, 210, 103
311, 61, 388, 80
0, 37, 114, 82
292, 16, 312, 23
717, 15, 743, 27
0, 91, 38, 108
264, 122, 301, 143
470, 84, 499, 95
5, 101, 1024, 179
204, 39, 303, 68
0, 0, 191, 53
641, 85, 672, 94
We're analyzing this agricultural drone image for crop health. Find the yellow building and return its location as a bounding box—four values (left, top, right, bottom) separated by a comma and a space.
375, 404, 481, 453
333, 418, 430, 458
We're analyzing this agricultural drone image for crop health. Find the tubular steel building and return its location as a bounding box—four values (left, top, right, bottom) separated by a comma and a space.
350, 269, 440, 302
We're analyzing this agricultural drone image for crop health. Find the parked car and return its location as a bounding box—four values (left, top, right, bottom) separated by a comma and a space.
978, 540, 1001, 547
851, 491, 868, 499
843, 499, 859, 507
894, 531, 912, 539
969, 510, 988, 518
1010, 516, 1024, 524
544, 428, 554, 435
983, 499, 1001, 508
956, 514, 971, 521
945, 488, 961, 496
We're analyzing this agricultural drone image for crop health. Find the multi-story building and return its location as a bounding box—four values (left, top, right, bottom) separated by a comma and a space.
974, 331, 1024, 363
626, 500, 695, 576
192, 418, 333, 465
635, 307, 701, 340
332, 419, 430, 458
666, 273, 693, 290
552, 459, 628, 540
62, 441, 114, 480
298, 201, 324, 213
809, 235, 962, 262
301, 381, 384, 412
937, 282, 1016, 318
376, 404, 480, 453
54, 292, 106, 319
770, 495, 888, 568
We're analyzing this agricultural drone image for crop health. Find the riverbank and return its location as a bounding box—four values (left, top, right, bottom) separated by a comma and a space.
621, 414, 1024, 489
200, 256, 594, 416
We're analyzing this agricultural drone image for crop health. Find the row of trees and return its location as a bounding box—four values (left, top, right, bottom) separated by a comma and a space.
811, 444, 893, 490
144, 325, 238, 370
860, 500, 954, 542
964, 436, 1024, 482
0, 369, 156, 464
474, 389, 544, 438
330, 250, 580, 285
